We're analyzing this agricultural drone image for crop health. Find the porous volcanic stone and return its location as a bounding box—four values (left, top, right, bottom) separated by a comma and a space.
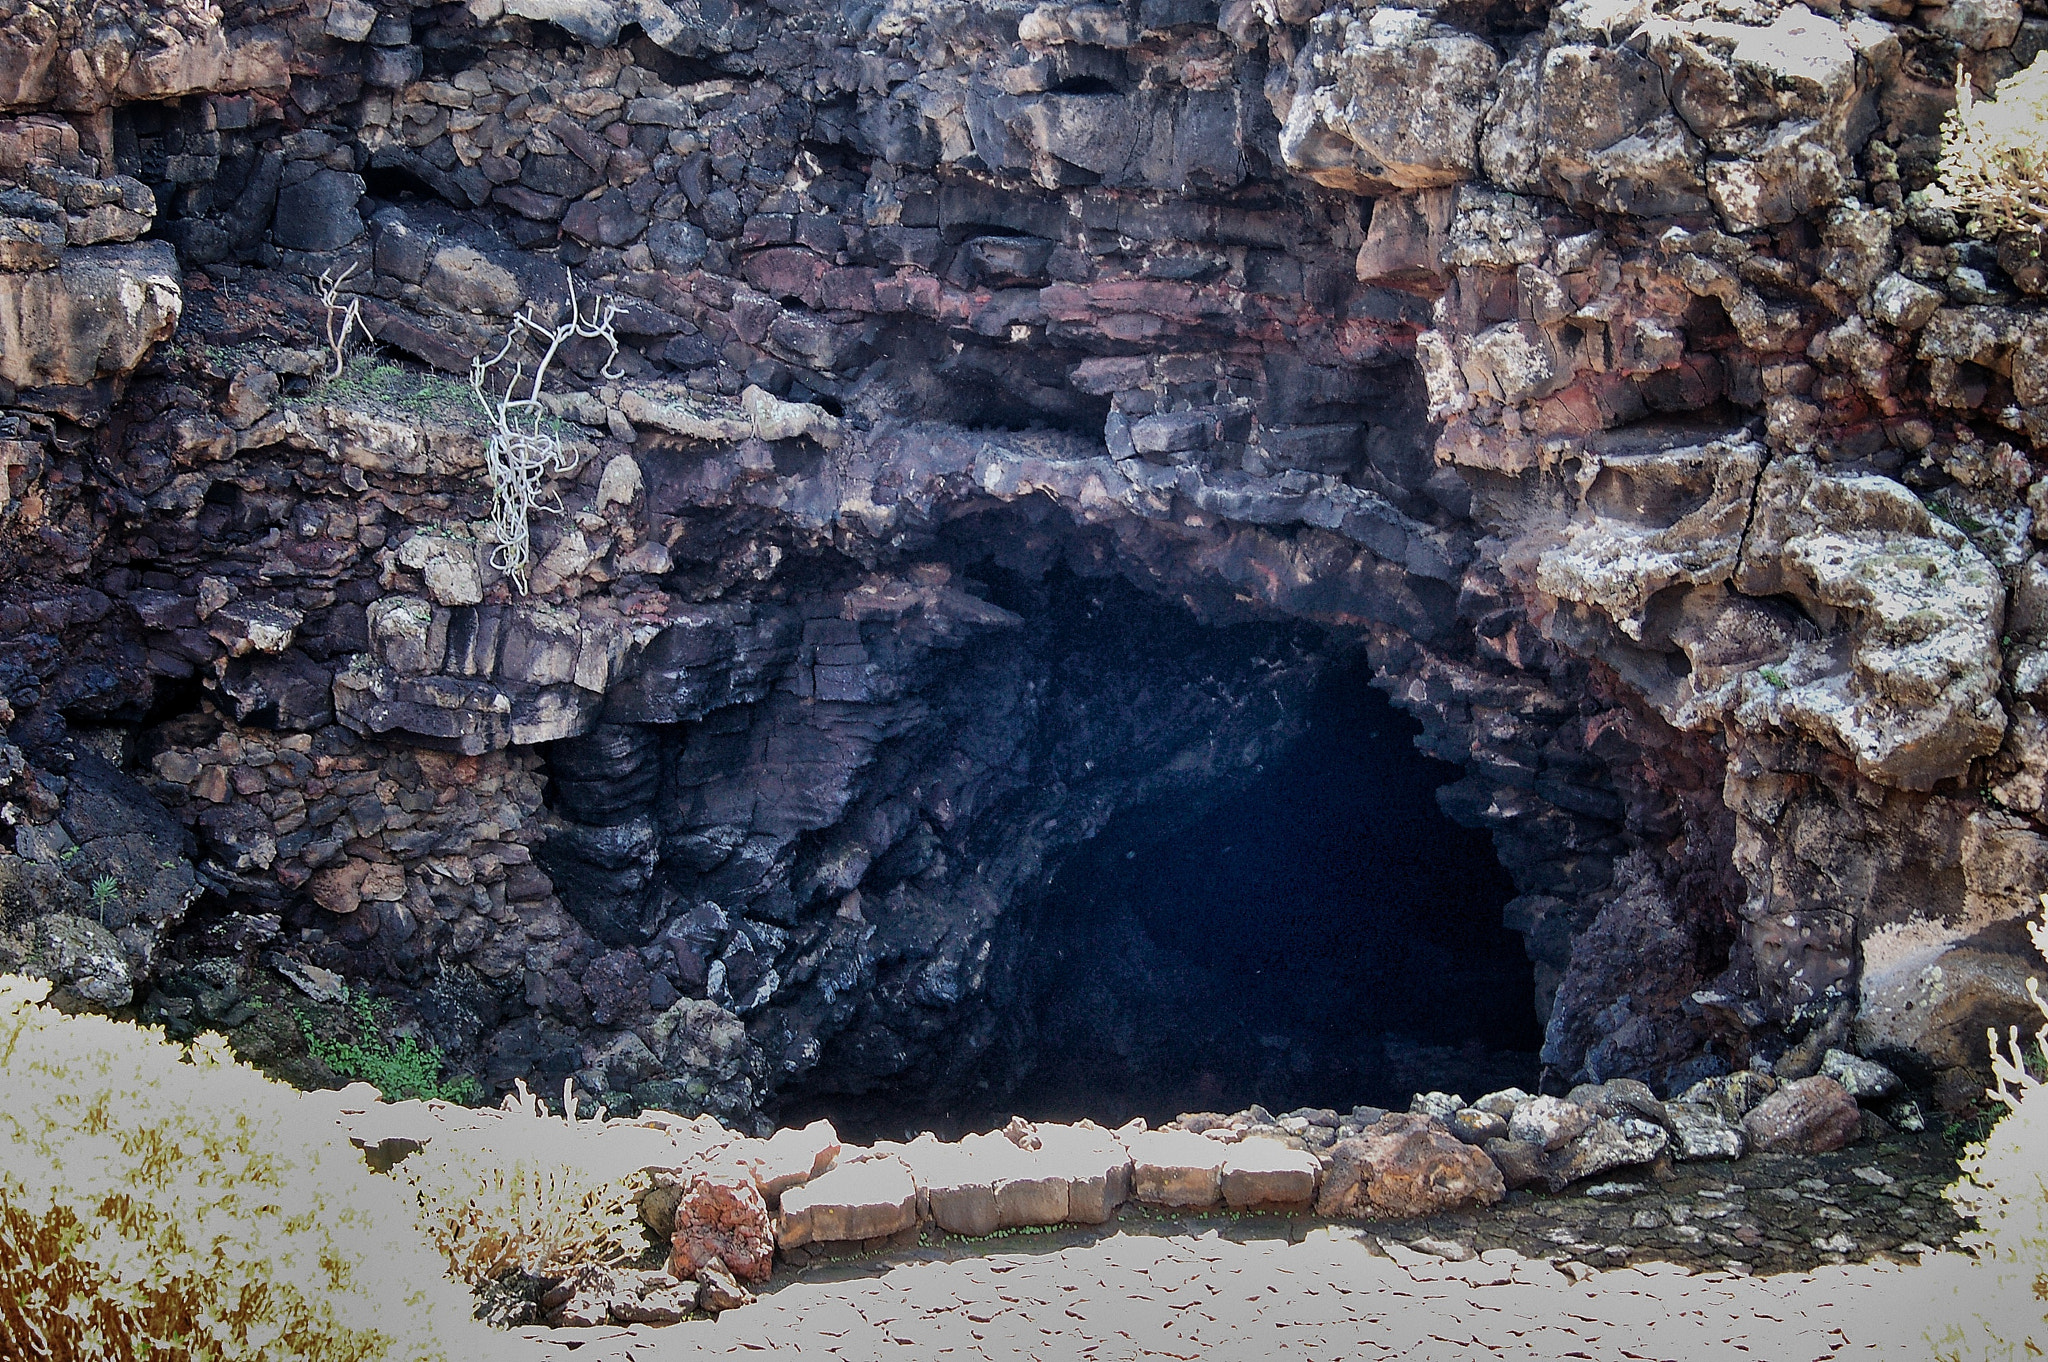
670, 1171, 774, 1283
1743, 1076, 1861, 1154
1315, 1113, 1505, 1219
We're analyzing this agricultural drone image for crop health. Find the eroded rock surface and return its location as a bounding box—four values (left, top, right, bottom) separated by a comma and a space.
0, 0, 2040, 1138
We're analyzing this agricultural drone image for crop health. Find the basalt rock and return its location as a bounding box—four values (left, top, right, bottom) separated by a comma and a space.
0, 0, 2038, 1134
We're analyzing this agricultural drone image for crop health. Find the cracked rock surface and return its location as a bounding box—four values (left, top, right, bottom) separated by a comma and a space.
0, 0, 2043, 1133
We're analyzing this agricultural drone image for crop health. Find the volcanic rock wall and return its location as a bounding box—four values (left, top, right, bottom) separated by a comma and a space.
0, 0, 2041, 1123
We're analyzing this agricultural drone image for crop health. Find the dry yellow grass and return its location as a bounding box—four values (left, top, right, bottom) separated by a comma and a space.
0, 974, 492, 1361
1936, 53, 2048, 242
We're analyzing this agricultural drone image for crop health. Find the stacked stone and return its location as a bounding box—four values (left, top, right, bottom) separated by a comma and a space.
330, 1039, 1921, 1329
0, 0, 2042, 1137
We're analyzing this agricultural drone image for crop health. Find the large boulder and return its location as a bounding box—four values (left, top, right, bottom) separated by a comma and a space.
0, 239, 180, 389
1507, 1094, 1594, 1151
1314, 1113, 1505, 1219
1537, 1116, 1669, 1190
273, 169, 364, 252
1276, 10, 1500, 192
669, 1172, 774, 1284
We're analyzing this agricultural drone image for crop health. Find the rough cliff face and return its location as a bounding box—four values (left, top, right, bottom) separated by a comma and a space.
0, 0, 2041, 1125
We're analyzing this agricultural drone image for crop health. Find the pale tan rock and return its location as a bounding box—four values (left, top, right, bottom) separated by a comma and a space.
424, 244, 523, 315
905, 1136, 1000, 1237
367, 596, 445, 675
595, 453, 644, 513
397, 535, 484, 607
980, 1134, 1071, 1228
777, 1154, 917, 1247
744, 1118, 841, 1199
1220, 1138, 1320, 1211
1121, 1127, 1227, 1209
1315, 1113, 1505, 1219
1276, 11, 1500, 191
0, 240, 180, 389
1032, 1121, 1131, 1223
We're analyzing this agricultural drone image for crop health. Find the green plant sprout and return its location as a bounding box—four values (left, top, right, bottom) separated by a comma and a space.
297, 992, 481, 1105
90, 875, 120, 925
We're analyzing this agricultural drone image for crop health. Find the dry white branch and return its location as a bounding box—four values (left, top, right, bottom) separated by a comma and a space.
470, 270, 622, 593
316, 263, 375, 380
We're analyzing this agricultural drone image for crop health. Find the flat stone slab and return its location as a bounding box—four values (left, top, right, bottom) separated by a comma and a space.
1220, 1138, 1320, 1211
973, 1134, 1071, 1228
1121, 1127, 1227, 1209
739, 1118, 840, 1200
777, 1155, 917, 1248
1032, 1121, 1132, 1224
895, 1135, 1005, 1237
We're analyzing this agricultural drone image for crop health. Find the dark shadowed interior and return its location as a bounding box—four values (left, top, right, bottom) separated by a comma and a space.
991, 663, 1539, 1130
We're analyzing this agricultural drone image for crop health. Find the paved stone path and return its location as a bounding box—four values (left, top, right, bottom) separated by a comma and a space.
519, 1231, 1966, 1361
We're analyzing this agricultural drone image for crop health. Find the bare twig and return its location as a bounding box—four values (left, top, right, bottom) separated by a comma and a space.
316, 263, 375, 380
471, 269, 622, 593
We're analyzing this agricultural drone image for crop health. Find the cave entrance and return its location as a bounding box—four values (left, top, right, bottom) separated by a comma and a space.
993, 660, 1538, 1128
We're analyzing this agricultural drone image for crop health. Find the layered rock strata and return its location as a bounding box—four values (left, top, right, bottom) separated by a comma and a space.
0, 0, 2043, 1123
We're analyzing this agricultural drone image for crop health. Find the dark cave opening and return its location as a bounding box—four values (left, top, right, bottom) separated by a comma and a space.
989, 659, 1538, 1130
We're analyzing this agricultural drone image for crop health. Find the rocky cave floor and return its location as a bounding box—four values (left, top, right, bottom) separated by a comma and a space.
513, 1132, 1969, 1360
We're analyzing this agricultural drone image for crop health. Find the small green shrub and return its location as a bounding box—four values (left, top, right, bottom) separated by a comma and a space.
1927, 898, 2048, 1359
1936, 53, 2048, 243
314, 354, 483, 428
402, 1081, 647, 1285
0, 974, 492, 1361
299, 992, 482, 1104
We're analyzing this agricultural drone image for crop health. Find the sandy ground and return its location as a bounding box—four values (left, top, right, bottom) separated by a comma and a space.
514, 1229, 1998, 1361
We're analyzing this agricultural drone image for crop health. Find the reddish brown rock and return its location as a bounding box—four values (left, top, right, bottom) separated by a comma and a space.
1315, 1113, 1506, 1219
670, 1171, 774, 1284
1741, 1076, 1860, 1154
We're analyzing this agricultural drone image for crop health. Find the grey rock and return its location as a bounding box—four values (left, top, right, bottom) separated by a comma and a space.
1664, 1101, 1745, 1161
1448, 1107, 1508, 1145
1408, 1090, 1465, 1122
273, 170, 365, 252
1539, 1116, 1668, 1191
1508, 1094, 1593, 1151
1819, 1048, 1901, 1101
30, 913, 133, 1007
